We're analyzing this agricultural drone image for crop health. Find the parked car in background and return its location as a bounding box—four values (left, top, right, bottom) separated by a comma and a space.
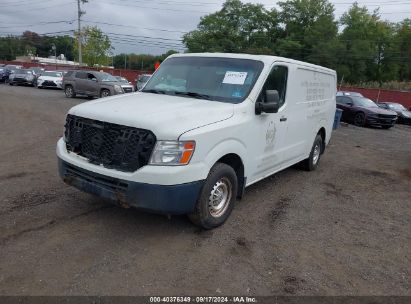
336, 95, 397, 129
63, 70, 125, 98
378, 102, 411, 124
336, 91, 364, 97
8, 69, 36, 86
0, 68, 11, 83
114, 76, 134, 93
29, 67, 45, 86
4, 64, 22, 71
135, 74, 152, 91
37, 71, 63, 89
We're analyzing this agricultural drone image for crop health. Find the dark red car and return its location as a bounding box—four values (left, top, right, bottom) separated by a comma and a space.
336, 96, 397, 129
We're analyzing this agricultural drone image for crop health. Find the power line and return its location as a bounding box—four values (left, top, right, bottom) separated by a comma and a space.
83, 20, 188, 34
0, 1, 76, 14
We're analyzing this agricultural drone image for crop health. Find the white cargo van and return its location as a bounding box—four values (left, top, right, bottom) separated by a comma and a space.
57, 53, 336, 229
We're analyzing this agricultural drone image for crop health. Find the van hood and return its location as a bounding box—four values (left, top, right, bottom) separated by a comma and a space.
68, 92, 234, 139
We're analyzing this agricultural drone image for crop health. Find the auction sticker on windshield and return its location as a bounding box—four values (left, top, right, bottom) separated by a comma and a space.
223, 71, 248, 85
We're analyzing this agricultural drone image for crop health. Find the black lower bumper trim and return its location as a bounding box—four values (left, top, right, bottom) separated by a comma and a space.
58, 158, 204, 214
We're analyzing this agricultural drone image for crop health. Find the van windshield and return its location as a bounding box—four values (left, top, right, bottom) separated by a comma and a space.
142, 57, 264, 103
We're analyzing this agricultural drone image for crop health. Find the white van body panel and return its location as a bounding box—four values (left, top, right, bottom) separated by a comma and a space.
57, 53, 336, 214
68, 92, 234, 140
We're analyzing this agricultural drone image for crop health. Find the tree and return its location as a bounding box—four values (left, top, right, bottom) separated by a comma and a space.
183, 0, 280, 54
74, 26, 112, 66
395, 19, 411, 81
278, 0, 339, 66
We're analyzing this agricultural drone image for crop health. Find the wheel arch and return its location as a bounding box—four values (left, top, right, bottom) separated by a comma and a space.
317, 127, 326, 154
202, 139, 248, 199
216, 153, 245, 199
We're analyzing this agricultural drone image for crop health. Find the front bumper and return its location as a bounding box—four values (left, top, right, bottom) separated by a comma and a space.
10, 78, 34, 85
399, 115, 411, 124
38, 80, 62, 88
366, 116, 397, 127
58, 158, 204, 214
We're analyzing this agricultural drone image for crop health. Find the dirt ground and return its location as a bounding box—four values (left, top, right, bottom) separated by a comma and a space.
0, 84, 410, 296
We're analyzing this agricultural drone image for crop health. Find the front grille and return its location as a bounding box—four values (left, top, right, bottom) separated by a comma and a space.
43, 80, 56, 86
378, 114, 396, 119
64, 115, 156, 172
13, 77, 27, 82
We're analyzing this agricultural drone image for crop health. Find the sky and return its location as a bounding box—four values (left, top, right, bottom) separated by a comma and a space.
0, 0, 410, 56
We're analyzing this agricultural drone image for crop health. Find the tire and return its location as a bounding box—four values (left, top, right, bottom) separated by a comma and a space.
37, 86, 42, 89
100, 89, 111, 98
301, 134, 323, 171
188, 163, 238, 229
354, 112, 365, 127
9, 82, 13, 86
65, 85, 76, 98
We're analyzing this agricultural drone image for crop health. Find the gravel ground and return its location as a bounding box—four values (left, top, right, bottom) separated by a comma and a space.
0, 84, 410, 296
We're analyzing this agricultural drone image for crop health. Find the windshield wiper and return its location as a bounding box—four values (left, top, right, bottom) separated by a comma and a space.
174, 91, 212, 100
142, 89, 167, 95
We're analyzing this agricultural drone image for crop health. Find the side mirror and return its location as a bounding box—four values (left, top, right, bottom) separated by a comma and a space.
255, 90, 280, 115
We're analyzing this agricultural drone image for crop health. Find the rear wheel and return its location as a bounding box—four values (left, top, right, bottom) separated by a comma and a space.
100, 89, 110, 98
65, 85, 75, 98
9, 82, 13, 86
354, 112, 365, 127
188, 163, 237, 229
301, 134, 323, 171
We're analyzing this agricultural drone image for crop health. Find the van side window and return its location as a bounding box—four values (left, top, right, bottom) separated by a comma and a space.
260, 65, 288, 106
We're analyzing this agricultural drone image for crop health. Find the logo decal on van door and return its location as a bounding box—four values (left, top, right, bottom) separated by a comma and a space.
266, 120, 276, 147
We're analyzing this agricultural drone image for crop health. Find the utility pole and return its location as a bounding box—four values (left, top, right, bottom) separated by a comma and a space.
51, 43, 57, 70
77, 0, 87, 66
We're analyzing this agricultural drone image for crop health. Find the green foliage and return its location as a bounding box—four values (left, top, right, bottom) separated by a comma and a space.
0, 31, 75, 61
74, 26, 112, 66
112, 50, 178, 71
184, 0, 411, 86
183, 0, 280, 54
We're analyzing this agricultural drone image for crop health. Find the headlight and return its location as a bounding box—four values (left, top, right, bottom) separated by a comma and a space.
402, 112, 411, 118
149, 141, 195, 166
114, 85, 123, 93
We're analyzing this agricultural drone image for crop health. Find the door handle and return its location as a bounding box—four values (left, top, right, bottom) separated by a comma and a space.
280, 117, 287, 122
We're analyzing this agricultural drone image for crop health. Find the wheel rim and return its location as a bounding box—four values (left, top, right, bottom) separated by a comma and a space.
66, 87, 72, 96
208, 177, 232, 218
354, 114, 364, 126
102, 91, 109, 97
313, 143, 320, 165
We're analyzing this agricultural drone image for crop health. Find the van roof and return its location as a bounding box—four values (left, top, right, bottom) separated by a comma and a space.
169, 52, 336, 75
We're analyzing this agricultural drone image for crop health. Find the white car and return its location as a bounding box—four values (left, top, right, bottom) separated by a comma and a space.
114, 76, 134, 93
57, 53, 336, 229
37, 71, 63, 89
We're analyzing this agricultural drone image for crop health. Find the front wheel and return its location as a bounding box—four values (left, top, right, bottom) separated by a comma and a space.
354, 112, 365, 127
188, 163, 238, 229
65, 85, 76, 98
100, 89, 111, 98
301, 134, 323, 171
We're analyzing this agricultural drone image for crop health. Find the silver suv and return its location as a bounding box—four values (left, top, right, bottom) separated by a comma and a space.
63, 70, 125, 98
